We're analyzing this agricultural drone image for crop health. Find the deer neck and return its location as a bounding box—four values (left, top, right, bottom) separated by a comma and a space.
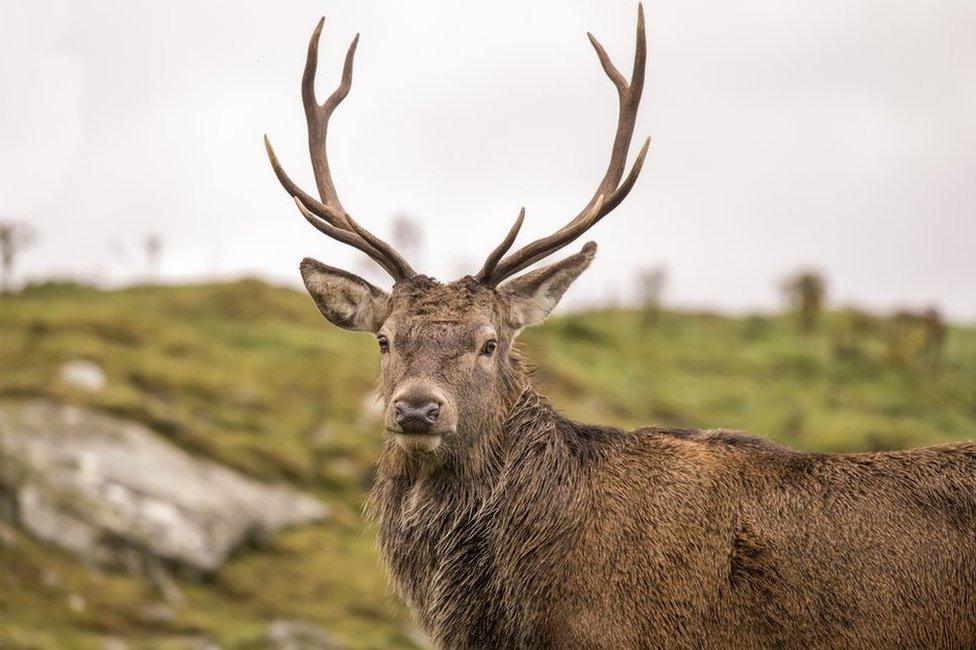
367, 384, 571, 643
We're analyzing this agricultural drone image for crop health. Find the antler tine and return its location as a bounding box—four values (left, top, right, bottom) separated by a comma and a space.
303, 18, 358, 212
344, 213, 417, 278
264, 135, 345, 230
481, 3, 649, 287
265, 18, 415, 282
293, 198, 400, 278
587, 33, 628, 96
474, 208, 525, 283
492, 194, 606, 280
491, 135, 650, 278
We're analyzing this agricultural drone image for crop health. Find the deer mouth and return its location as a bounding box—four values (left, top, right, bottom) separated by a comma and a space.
391, 431, 443, 453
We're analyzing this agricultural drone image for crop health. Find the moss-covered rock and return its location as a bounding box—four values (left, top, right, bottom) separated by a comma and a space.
1, 399, 326, 573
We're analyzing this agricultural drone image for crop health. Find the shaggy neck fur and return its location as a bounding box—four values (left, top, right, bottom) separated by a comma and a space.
368, 367, 582, 646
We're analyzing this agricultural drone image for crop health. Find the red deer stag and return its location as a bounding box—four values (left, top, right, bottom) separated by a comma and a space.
264, 6, 976, 649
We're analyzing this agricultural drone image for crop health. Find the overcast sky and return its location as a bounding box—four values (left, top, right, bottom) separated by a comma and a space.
2, 0, 974, 319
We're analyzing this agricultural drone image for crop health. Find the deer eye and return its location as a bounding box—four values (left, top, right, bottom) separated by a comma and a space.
377, 335, 390, 353
481, 339, 497, 356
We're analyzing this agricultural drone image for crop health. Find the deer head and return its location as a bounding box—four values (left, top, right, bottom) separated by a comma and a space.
265, 6, 648, 456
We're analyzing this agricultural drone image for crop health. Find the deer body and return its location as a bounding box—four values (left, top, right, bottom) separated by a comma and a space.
264, 6, 976, 648
372, 388, 976, 648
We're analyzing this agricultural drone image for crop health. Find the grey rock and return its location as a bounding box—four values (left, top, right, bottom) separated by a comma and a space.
1, 399, 327, 573
0, 520, 17, 546
406, 626, 435, 649
359, 390, 385, 420
183, 639, 222, 650
58, 359, 107, 391
267, 619, 337, 650
68, 593, 87, 612
102, 638, 129, 650
161, 636, 222, 650
134, 602, 177, 626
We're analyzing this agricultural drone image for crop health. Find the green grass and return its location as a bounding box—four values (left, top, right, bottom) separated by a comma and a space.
2, 280, 974, 648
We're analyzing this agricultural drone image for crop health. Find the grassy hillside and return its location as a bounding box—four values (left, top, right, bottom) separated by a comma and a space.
2, 280, 974, 648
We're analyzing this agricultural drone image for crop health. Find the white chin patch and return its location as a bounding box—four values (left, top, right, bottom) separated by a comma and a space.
394, 433, 442, 453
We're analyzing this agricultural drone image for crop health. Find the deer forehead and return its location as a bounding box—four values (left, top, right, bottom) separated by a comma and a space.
388, 276, 498, 321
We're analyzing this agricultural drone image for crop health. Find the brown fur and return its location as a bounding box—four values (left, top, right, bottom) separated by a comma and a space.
358, 276, 976, 649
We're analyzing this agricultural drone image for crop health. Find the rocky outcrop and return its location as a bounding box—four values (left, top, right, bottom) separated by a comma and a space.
0, 399, 327, 573
267, 619, 338, 650
58, 359, 107, 392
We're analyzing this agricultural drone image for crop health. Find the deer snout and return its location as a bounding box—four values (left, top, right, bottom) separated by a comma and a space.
395, 398, 441, 434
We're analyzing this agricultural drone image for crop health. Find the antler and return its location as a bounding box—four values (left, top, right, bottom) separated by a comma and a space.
264, 18, 416, 281
476, 3, 649, 287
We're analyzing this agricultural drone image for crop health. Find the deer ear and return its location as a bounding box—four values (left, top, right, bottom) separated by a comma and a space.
500, 242, 596, 328
299, 258, 390, 332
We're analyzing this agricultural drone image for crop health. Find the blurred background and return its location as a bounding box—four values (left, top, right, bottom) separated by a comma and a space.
2, 1, 974, 648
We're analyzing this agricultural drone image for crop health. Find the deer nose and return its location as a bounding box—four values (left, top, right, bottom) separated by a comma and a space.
395, 399, 440, 434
